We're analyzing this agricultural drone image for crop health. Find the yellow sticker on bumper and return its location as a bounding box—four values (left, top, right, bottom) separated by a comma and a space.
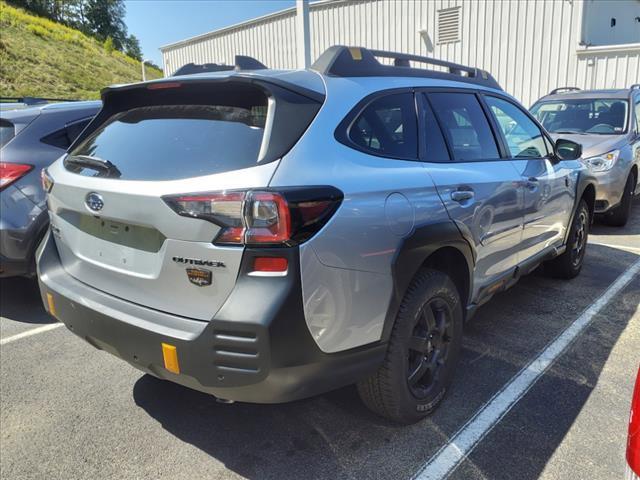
161, 343, 180, 374
46, 292, 56, 318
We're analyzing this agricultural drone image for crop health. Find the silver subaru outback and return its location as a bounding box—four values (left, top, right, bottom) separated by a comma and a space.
531, 86, 640, 226
37, 46, 595, 423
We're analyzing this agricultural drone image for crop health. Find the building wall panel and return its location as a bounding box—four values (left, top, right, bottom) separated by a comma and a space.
161, 0, 640, 106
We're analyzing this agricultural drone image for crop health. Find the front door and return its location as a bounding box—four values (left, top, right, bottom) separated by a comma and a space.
483, 95, 574, 261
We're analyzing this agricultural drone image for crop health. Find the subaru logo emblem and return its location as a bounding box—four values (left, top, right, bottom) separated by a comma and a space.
85, 192, 104, 212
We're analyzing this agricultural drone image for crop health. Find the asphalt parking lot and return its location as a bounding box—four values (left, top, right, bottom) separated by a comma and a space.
1, 203, 639, 480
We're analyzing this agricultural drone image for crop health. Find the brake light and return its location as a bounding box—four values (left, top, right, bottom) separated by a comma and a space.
628, 366, 640, 476
163, 187, 342, 246
0, 163, 32, 190
147, 82, 182, 90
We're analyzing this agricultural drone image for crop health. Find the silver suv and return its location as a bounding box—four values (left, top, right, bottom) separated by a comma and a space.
531, 86, 640, 226
37, 47, 595, 423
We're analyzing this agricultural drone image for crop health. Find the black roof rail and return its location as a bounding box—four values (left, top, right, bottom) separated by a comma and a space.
631, 83, 640, 90
173, 55, 267, 76
311, 46, 502, 90
548, 87, 581, 95
0, 97, 78, 104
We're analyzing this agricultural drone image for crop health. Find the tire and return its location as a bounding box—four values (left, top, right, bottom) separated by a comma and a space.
603, 172, 635, 227
545, 199, 589, 279
357, 268, 463, 424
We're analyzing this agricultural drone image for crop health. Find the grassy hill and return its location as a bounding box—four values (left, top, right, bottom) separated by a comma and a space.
0, 1, 163, 100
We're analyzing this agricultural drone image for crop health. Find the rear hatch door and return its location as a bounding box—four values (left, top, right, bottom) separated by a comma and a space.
46, 76, 323, 320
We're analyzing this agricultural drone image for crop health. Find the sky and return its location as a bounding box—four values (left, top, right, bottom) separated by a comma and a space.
124, 0, 295, 68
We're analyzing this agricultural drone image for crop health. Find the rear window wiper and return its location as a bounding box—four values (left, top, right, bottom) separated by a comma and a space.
65, 154, 122, 178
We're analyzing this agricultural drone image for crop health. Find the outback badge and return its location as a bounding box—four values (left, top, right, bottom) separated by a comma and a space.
186, 268, 212, 287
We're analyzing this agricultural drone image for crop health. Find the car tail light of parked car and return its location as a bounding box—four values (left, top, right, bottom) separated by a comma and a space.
627, 366, 640, 479
163, 187, 343, 246
0, 162, 32, 190
40, 168, 54, 193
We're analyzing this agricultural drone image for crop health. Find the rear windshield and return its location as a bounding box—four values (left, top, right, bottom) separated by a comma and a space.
530, 98, 629, 135
0, 119, 15, 148
68, 101, 268, 180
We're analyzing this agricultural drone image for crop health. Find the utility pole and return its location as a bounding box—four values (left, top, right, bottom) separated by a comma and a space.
141, 59, 150, 81
296, 0, 311, 69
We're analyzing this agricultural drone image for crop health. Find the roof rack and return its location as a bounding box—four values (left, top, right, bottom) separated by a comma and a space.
548, 87, 581, 95
311, 46, 502, 90
0, 97, 78, 104
172, 55, 267, 76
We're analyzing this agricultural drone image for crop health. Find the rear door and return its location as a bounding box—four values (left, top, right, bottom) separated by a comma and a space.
483, 94, 573, 260
46, 79, 322, 320
423, 90, 524, 298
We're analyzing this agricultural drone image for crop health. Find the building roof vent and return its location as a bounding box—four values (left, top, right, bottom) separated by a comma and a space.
437, 7, 461, 44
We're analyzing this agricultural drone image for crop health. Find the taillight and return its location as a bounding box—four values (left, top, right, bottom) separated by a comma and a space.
0, 162, 32, 190
163, 186, 342, 246
628, 366, 640, 476
41, 168, 54, 193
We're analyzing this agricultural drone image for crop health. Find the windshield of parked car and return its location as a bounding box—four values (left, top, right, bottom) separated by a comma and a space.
530, 98, 629, 135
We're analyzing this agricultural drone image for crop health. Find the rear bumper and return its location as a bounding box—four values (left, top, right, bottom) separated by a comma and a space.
37, 231, 385, 403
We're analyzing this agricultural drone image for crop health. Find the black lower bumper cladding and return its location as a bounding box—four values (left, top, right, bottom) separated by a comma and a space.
37, 232, 386, 403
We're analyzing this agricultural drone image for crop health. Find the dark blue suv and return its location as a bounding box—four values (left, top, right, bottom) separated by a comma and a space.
0, 100, 100, 277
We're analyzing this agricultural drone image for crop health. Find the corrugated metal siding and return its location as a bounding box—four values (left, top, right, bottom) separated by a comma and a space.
161, 0, 640, 106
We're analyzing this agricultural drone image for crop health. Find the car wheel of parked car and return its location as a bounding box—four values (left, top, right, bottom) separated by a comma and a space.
545, 199, 590, 279
604, 172, 635, 227
357, 268, 463, 424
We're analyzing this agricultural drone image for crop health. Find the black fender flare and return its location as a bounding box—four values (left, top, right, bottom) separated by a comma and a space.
381, 220, 475, 342
565, 170, 597, 245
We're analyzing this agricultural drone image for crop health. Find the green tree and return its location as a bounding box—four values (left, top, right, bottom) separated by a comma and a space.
123, 34, 142, 61
84, 0, 126, 50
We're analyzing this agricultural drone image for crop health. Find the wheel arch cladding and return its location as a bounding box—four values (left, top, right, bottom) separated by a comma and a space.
581, 182, 596, 220
381, 221, 474, 342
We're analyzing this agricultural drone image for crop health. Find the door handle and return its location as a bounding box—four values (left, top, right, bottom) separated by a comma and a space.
451, 190, 474, 202
526, 177, 539, 190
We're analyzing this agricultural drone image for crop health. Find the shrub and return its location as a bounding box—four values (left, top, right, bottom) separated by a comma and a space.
26, 24, 49, 37
103, 36, 114, 54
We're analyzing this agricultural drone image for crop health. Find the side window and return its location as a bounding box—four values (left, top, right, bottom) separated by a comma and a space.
41, 117, 92, 150
485, 96, 549, 158
65, 118, 92, 143
635, 98, 640, 132
421, 95, 450, 162
428, 92, 500, 161
348, 92, 418, 158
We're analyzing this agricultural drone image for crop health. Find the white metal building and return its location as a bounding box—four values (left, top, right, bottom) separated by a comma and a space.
160, 0, 640, 106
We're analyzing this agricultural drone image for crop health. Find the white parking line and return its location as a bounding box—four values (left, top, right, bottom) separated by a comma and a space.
413, 257, 640, 480
0, 322, 64, 346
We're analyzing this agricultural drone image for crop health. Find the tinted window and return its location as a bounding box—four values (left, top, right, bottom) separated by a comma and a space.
635, 98, 640, 132
41, 118, 93, 150
530, 98, 629, 134
428, 93, 499, 161
0, 119, 14, 148
349, 93, 418, 158
68, 102, 268, 180
421, 95, 450, 162
65, 118, 92, 143
486, 96, 549, 158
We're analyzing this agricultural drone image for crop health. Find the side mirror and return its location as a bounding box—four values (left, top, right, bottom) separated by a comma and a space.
555, 138, 582, 161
